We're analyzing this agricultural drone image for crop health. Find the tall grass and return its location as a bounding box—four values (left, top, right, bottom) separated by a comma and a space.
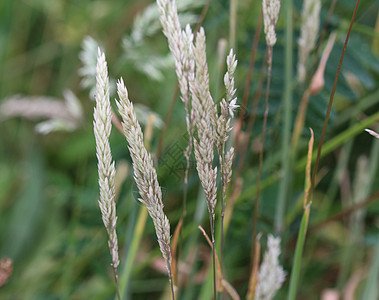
1, 0, 379, 299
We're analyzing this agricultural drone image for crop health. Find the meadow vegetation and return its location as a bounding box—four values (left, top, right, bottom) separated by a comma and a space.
0, 0, 379, 299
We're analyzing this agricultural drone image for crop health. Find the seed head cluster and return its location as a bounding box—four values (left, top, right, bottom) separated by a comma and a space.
262, 0, 281, 48
255, 235, 286, 300
94, 48, 119, 271
116, 78, 172, 276
190, 28, 219, 218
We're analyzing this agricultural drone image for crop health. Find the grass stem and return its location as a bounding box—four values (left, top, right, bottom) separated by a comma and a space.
275, 0, 293, 234
287, 129, 314, 300
251, 46, 272, 270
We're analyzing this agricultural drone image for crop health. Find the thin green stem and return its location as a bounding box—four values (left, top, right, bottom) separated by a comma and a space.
209, 214, 217, 300
118, 206, 148, 299
113, 271, 121, 300
219, 145, 226, 272
287, 206, 310, 300
168, 265, 176, 300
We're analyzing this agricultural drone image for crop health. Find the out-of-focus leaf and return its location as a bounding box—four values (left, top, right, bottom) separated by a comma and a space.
1, 146, 45, 260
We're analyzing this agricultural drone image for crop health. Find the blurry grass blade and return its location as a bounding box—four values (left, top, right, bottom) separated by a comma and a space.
222, 279, 240, 300
292, 33, 336, 155
362, 238, 379, 299
287, 129, 314, 300
118, 206, 148, 300
304, 129, 314, 207
296, 110, 379, 170
276, 0, 293, 234
371, 11, 379, 55
1, 146, 45, 260
224, 177, 243, 232
287, 206, 311, 300
171, 218, 183, 289
310, 190, 379, 233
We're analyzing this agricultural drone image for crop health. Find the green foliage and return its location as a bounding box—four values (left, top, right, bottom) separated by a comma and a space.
1, 0, 379, 299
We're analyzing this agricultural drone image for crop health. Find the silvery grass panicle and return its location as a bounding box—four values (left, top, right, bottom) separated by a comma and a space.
297, 0, 321, 83
262, 0, 281, 64
157, 0, 195, 214
156, 0, 194, 129
255, 235, 286, 300
191, 27, 218, 220
190, 26, 219, 298
215, 49, 238, 263
115, 78, 174, 297
216, 49, 238, 189
215, 49, 238, 153
93, 48, 120, 297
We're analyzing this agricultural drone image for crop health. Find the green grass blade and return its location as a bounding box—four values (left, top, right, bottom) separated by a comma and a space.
118, 205, 148, 300
275, 0, 293, 234
361, 237, 379, 299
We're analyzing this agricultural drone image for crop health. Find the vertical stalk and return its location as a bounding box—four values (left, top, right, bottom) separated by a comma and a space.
287, 129, 314, 300
251, 46, 272, 268
168, 264, 176, 300
114, 271, 121, 300
117, 206, 148, 300
287, 206, 311, 300
275, 0, 293, 234
219, 146, 226, 272
209, 214, 217, 300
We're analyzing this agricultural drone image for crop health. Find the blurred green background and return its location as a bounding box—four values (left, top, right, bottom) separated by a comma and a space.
1, 0, 379, 299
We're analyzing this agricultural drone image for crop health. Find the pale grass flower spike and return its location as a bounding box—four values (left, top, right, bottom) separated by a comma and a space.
115, 78, 173, 284
255, 235, 286, 300
191, 27, 218, 219
157, 0, 195, 215
216, 49, 238, 201
93, 48, 120, 277
262, 0, 281, 48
